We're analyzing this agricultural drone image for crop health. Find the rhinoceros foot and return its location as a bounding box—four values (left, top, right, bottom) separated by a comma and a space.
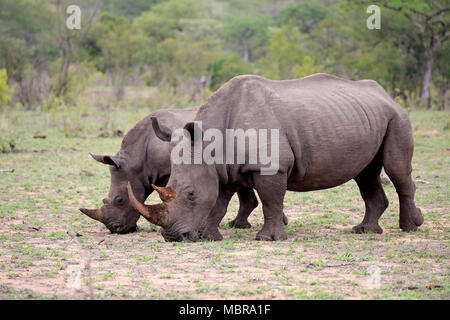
400, 207, 424, 232
352, 222, 383, 234
200, 226, 223, 241
255, 221, 287, 241
228, 218, 252, 229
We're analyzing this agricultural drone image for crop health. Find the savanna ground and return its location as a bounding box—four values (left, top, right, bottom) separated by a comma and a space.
0, 95, 448, 300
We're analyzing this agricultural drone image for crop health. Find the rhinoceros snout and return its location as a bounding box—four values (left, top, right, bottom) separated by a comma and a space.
111, 224, 123, 233
161, 230, 198, 242
108, 224, 138, 234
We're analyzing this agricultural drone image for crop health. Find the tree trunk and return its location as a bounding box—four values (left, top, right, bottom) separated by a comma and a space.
56, 45, 72, 97
420, 52, 433, 108
241, 37, 249, 63
420, 37, 442, 108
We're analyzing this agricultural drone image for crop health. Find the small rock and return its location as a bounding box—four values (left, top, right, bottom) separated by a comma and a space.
427, 283, 442, 290
67, 231, 83, 238
23, 221, 40, 232
380, 176, 390, 185
113, 129, 123, 137
82, 170, 94, 177
416, 130, 439, 137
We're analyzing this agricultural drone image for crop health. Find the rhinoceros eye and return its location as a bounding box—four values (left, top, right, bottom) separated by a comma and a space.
187, 191, 195, 201
115, 196, 124, 206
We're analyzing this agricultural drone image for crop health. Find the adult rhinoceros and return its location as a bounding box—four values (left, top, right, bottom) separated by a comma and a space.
80, 107, 265, 239
127, 74, 424, 241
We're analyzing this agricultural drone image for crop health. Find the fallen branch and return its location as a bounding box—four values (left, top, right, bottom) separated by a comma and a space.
0, 169, 14, 173
307, 262, 355, 268
323, 262, 355, 268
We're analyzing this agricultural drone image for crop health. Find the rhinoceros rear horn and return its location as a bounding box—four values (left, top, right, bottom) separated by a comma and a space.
127, 182, 169, 228
79, 207, 103, 222
152, 184, 176, 202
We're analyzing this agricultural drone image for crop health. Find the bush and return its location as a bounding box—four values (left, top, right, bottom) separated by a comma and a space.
46, 61, 98, 110
0, 69, 13, 106
0, 133, 19, 153
0, 108, 22, 153
209, 54, 253, 90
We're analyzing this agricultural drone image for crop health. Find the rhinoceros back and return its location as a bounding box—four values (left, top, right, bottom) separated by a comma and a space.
270, 74, 401, 190
196, 74, 404, 191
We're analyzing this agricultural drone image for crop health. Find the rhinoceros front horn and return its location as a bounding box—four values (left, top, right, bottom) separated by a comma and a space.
79, 207, 103, 222
127, 182, 170, 228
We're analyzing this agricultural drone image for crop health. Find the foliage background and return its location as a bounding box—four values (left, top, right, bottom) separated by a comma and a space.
0, 0, 448, 123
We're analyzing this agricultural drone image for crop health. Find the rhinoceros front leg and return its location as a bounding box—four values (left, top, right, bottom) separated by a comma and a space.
253, 173, 288, 241
200, 184, 235, 241
229, 187, 288, 229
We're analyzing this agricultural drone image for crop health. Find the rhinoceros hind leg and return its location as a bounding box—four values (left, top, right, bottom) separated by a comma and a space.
383, 115, 424, 232
353, 149, 388, 234
228, 219, 252, 229
228, 187, 258, 229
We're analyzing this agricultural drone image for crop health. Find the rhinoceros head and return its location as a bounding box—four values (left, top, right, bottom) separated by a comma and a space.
126, 118, 220, 242
79, 153, 142, 234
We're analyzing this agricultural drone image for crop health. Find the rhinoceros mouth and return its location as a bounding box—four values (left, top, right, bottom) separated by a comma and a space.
161, 230, 198, 242
108, 224, 138, 234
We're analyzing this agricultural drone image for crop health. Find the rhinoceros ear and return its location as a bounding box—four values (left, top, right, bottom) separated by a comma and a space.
151, 117, 172, 142
89, 153, 122, 168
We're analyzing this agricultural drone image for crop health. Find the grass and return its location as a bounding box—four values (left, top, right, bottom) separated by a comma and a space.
0, 105, 448, 300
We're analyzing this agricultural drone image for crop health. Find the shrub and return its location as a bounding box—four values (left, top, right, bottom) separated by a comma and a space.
0, 69, 13, 106
209, 54, 253, 90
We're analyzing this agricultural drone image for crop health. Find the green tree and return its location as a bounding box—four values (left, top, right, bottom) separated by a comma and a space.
383, 1, 449, 107
223, 14, 273, 63
89, 12, 146, 102
102, 0, 162, 19
306, 2, 423, 106
133, 0, 208, 42
48, 0, 100, 98
0, 0, 53, 107
279, 1, 328, 33
134, 0, 221, 95
210, 53, 253, 90
347, 0, 450, 107
256, 25, 323, 80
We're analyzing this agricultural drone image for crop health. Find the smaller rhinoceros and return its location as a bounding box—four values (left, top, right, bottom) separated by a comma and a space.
80, 107, 264, 240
